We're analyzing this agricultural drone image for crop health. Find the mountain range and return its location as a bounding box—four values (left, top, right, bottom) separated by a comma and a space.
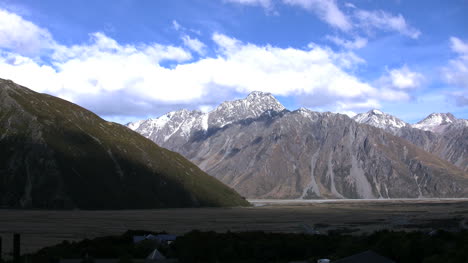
0, 78, 249, 209
353, 110, 468, 172
128, 92, 468, 199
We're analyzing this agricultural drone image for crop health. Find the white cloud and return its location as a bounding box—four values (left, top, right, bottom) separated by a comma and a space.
0, 8, 417, 118
443, 37, 468, 105
388, 66, 424, 89
212, 33, 242, 53
282, 0, 352, 31
224, 0, 273, 9
450, 37, 468, 54
1, 31, 383, 116
354, 10, 421, 39
181, 34, 206, 55
326, 35, 367, 49
0, 9, 55, 55
443, 37, 468, 89
223, 0, 420, 40
336, 99, 381, 111
377, 65, 424, 90
344, 2, 356, 9
172, 20, 181, 31
52, 32, 192, 63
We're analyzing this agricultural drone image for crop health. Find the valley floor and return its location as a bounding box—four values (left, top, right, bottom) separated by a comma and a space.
1, 199, 467, 254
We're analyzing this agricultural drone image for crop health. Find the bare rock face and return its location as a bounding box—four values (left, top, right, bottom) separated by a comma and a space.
354, 110, 468, 172
129, 95, 468, 199
0, 79, 249, 209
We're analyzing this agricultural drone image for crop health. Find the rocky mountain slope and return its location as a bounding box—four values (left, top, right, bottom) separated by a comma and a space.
354, 110, 468, 171
0, 79, 249, 209
128, 92, 468, 199
412, 113, 468, 133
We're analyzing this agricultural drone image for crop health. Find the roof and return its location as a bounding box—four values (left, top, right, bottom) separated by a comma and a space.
147, 248, 166, 260
334, 250, 395, 263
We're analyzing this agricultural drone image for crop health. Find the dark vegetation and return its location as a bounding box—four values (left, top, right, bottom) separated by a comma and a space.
17, 230, 167, 263
13, 229, 468, 263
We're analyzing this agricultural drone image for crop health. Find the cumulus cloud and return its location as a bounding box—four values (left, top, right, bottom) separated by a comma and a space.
181, 34, 206, 55
0, 8, 417, 119
375, 65, 424, 99
282, 0, 352, 31
354, 10, 421, 39
0, 9, 55, 55
389, 68, 423, 90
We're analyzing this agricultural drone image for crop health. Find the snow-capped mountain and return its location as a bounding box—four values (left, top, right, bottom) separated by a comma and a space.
412, 113, 468, 133
353, 109, 408, 132
352, 110, 467, 171
127, 92, 468, 199
127, 91, 285, 145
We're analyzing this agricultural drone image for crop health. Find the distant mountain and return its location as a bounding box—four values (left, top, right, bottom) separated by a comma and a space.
353, 109, 408, 133
412, 113, 468, 133
129, 93, 468, 199
354, 110, 468, 172
0, 78, 249, 209
128, 91, 285, 148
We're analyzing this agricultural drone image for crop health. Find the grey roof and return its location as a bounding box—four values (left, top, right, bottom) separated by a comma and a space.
334, 250, 395, 263
147, 248, 166, 260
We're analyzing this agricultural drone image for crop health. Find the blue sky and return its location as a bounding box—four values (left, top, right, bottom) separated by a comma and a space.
0, 0, 467, 124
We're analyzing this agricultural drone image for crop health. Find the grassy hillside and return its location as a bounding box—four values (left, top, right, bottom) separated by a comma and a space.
0, 78, 249, 209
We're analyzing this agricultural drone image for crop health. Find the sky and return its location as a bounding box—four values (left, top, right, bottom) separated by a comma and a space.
0, 0, 467, 124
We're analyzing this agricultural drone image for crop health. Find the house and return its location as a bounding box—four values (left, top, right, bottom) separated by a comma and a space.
154, 234, 177, 245
333, 250, 395, 263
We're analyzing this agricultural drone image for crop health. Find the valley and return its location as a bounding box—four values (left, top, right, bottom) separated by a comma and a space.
1, 199, 467, 255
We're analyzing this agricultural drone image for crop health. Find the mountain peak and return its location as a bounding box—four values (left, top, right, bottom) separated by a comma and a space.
246, 91, 272, 99
215, 91, 285, 114
412, 112, 459, 132
423, 113, 456, 123
353, 109, 407, 131
370, 109, 383, 115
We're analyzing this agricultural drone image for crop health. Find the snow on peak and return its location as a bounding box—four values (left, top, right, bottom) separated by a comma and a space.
412, 113, 461, 133
353, 109, 407, 131
126, 92, 288, 143
209, 91, 286, 127
246, 91, 272, 100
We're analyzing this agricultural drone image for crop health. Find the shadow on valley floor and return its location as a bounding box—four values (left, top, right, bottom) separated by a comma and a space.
5, 229, 468, 263
0, 199, 467, 256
